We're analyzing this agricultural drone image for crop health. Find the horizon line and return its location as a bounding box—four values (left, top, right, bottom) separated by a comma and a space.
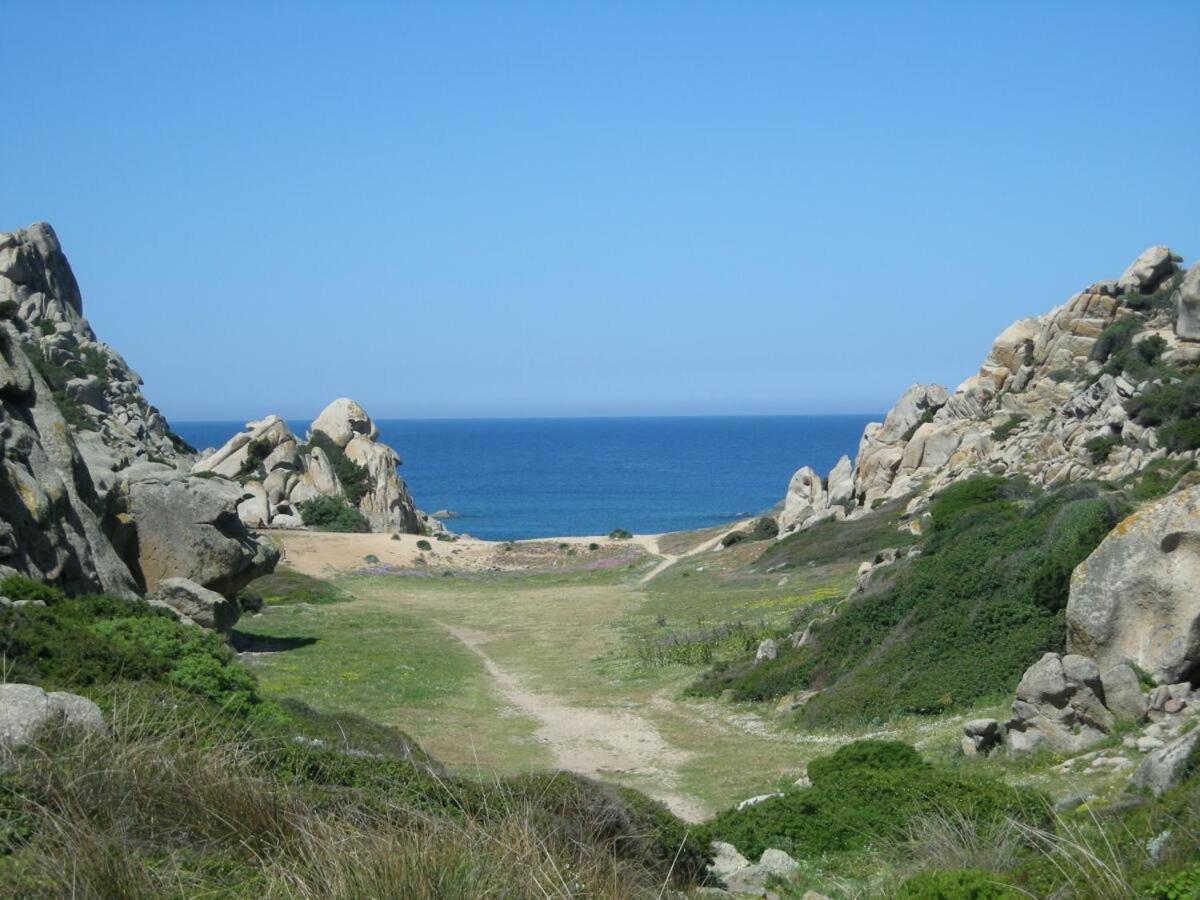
171, 411, 887, 424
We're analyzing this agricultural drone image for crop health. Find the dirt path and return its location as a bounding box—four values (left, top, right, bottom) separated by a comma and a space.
439, 622, 710, 823
637, 531, 731, 585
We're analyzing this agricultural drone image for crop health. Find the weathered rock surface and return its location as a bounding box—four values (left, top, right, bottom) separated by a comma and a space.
195, 399, 425, 534
1066, 485, 1200, 685
151, 576, 240, 632
1178, 264, 1200, 341
0, 682, 104, 747
119, 463, 279, 597
774, 248, 1197, 536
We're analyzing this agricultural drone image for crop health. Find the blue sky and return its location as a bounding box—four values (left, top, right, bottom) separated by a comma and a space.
3, 2, 1197, 420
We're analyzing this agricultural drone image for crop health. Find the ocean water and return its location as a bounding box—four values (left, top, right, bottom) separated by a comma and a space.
171, 416, 876, 541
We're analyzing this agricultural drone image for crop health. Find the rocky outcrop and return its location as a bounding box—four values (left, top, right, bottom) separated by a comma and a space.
194, 399, 424, 534
1066, 485, 1200, 685
118, 463, 278, 597
0, 682, 104, 748
776, 246, 1198, 534
1132, 729, 1200, 796
1, 222, 277, 600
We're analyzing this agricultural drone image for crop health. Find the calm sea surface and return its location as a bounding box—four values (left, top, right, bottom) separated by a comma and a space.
171, 416, 876, 541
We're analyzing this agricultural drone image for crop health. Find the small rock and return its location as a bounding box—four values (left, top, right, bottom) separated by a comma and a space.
708, 841, 750, 880
1132, 730, 1200, 796
1137, 736, 1166, 753
755, 638, 778, 664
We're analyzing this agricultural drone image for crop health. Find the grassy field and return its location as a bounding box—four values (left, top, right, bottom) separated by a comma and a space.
236, 509, 1142, 822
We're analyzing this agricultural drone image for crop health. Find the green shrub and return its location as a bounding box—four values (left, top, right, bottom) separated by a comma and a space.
609, 528, 632, 540
299, 496, 369, 533
1090, 318, 1139, 364
1127, 373, 1200, 452
1137, 334, 1169, 366
721, 517, 780, 547
416, 539, 432, 551
303, 430, 371, 504
897, 868, 1022, 899
166, 430, 197, 455
34, 318, 56, 336
692, 477, 1123, 723
0, 299, 19, 319
0, 584, 259, 708
0, 575, 62, 605
1084, 434, 1120, 463
991, 415, 1027, 442
236, 437, 273, 479
1125, 270, 1183, 312
706, 740, 1042, 860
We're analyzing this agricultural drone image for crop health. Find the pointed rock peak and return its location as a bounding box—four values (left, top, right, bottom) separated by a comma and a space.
310, 397, 378, 447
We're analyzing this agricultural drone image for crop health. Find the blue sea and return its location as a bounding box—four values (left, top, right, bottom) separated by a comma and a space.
171, 416, 875, 541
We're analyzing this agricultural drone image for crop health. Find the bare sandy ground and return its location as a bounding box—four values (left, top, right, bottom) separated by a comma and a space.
272, 530, 668, 579
440, 622, 709, 823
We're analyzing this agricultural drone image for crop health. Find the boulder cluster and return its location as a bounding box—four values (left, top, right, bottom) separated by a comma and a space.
962, 483, 1200, 796
778, 246, 1200, 534
192, 399, 435, 534
1, 222, 278, 604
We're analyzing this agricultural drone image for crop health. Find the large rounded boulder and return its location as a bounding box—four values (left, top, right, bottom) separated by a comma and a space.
1066, 485, 1200, 684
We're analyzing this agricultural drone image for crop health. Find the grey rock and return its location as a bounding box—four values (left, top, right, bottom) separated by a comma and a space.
1178, 265, 1200, 341
120, 464, 279, 597
310, 397, 378, 447
755, 638, 778, 664
1066, 486, 1200, 684
152, 576, 240, 633
708, 841, 750, 880
1132, 730, 1200, 796
1117, 246, 1178, 295
0, 682, 104, 747
1100, 664, 1147, 722
962, 718, 1002, 755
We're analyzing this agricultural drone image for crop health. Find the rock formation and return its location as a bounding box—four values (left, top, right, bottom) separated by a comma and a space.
777, 246, 1199, 532
0, 222, 277, 601
0, 682, 105, 748
193, 400, 428, 534
1066, 484, 1200, 685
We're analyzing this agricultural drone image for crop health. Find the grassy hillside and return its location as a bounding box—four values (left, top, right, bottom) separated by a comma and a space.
690, 477, 1125, 725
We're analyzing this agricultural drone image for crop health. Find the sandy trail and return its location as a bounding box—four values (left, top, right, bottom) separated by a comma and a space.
637, 531, 731, 584
439, 622, 710, 823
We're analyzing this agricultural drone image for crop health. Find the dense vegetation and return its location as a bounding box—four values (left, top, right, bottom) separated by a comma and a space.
706, 740, 1043, 860
691, 477, 1124, 724
0, 577, 708, 897
302, 429, 371, 504
299, 495, 370, 532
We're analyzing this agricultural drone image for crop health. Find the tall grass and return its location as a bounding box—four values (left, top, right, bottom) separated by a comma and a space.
0, 696, 674, 898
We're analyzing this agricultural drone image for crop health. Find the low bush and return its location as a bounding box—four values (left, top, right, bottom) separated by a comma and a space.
721, 517, 780, 547
705, 740, 1042, 860
299, 496, 370, 533
609, 528, 632, 540
302, 430, 372, 504
0, 577, 258, 707
416, 539, 432, 551
1084, 434, 1120, 463
990, 415, 1027, 442
1126, 373, 1200, 452
897, 868, 1022, 899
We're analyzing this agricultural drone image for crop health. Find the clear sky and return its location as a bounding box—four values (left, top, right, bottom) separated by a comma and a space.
3, 2, 1197, 420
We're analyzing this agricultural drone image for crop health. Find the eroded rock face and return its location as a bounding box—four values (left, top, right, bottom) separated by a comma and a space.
1117, 246, 1178, 295
779, 466, 826, 533
1066, 485, 1200, 685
